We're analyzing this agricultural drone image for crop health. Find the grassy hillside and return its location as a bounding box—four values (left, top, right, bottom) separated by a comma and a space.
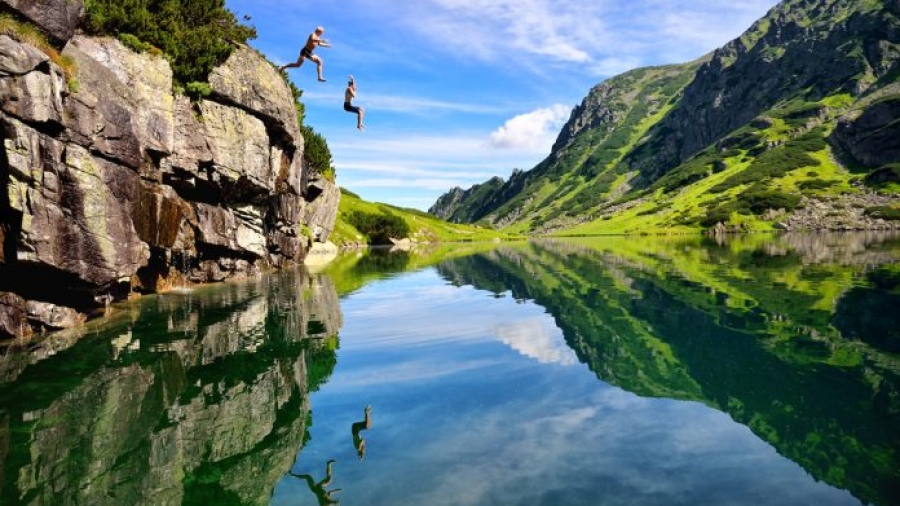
330, 188, 521, 247
432, 0, 900, 235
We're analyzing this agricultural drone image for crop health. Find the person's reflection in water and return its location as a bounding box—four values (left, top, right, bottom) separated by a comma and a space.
290, 459, 341, 505
351, 405, 372, 460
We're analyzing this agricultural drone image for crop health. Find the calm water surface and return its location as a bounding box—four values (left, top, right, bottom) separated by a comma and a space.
1, 233, 899, 505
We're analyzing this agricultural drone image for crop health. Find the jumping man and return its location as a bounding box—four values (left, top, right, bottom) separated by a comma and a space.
278, 26, 331, 82
344, 75, 365, 130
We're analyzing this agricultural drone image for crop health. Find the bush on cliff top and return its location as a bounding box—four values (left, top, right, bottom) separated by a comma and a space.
300, 125, 334, 180
84, 0, 256, 85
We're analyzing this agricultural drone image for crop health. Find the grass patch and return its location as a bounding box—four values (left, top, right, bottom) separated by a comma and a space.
332, 188, 518, 246
0, 14, 78, 82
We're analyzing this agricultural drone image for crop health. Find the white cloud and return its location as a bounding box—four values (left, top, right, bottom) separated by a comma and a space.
348, 177, 468, 190
489, 104, 571, 150
302, 91, 509, 114
400, 0, 776, 74
494, 317, 578, 365
407, 0, 604, 65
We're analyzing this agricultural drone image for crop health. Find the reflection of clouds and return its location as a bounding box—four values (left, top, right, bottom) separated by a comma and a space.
332, 357, 507, 389
343, 273, 565, 351
494, 317, 577, 365
394, 387, 857, 506
282, 269, 858, 506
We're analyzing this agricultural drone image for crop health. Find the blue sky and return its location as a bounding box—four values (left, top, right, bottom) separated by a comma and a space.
225, 0, 779, 211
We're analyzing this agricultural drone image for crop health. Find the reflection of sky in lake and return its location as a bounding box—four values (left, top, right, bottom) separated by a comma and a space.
271, 269, 859, 506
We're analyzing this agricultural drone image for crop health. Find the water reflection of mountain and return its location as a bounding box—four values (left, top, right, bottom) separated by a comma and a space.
0, 268, 342, 505
437, 234, 900, 506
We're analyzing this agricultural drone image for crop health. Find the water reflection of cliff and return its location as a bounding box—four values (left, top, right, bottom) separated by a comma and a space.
437, 233, 900, 506
0, 268, 342, 505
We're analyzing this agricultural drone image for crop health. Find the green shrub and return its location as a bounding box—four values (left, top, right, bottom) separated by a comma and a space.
799, 179, 833, 190
864, 165, 900, 189
185, 81, 212, 100
300, 125, 333, 175
700, 206, 735, 227
636, 204, 667, 216
773, 99, 826, 127
738, 187, 800, 214
118, 32, 152, 53
710, 127, 826, 193
864, 206, 900, 221
717, 130, 762, 151
346, 210, 410, 244
700, 187, 800, 227
84, 0, 256, 85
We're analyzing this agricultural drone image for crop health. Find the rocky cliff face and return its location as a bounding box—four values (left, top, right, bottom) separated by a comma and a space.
627, 0, 900, 183
428, 175, 515, 223
0, 3, 341, 339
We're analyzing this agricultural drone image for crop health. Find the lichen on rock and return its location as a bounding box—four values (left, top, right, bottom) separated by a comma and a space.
0, 25, 341, 340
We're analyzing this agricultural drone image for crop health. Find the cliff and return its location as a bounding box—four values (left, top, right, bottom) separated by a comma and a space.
0, 1, 341, 340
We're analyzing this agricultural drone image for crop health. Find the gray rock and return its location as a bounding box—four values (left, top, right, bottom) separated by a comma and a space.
198, 100, 272, 194
0, 35, 49, 76
131, 183, 196, 251
166, 95, 212, 173
0, 36, 66, 125
194, 203, 240, 252
6, 121, 150, 287
194, 202, 268, 259
833, 96, 900, 168
0, 32, 336, 329
25, 301, 85, 330
0, 291, 29, 339
62, 36, 174, 168
208, 45, 301, 147
302, 175, 341, 243
0, 0, 84, 45
272, 144, 305, 196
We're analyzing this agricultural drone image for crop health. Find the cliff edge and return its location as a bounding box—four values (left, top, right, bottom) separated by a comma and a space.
0, 1, 341, 339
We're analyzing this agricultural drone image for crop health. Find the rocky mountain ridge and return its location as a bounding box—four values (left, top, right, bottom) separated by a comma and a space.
0, 0, 341, 340
431, 0, 900, 235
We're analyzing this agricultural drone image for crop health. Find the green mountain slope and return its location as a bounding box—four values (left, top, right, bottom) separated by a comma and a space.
331, 188, 519, 247
431, 0, 900, 234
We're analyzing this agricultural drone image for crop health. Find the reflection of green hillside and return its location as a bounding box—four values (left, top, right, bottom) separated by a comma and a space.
0, 269, 342, 505
324, 241, 516, 296
441, 249, 705, 401
437, 234, 900, 506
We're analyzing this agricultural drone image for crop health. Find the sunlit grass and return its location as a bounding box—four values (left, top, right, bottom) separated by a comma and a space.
332, 188, 520, 247
0, 14, 77, 81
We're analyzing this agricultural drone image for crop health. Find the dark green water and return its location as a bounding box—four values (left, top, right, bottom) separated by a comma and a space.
1, 233, 899, 505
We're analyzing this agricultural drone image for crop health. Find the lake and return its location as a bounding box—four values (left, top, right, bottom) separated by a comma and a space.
1, 232, 899, 506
